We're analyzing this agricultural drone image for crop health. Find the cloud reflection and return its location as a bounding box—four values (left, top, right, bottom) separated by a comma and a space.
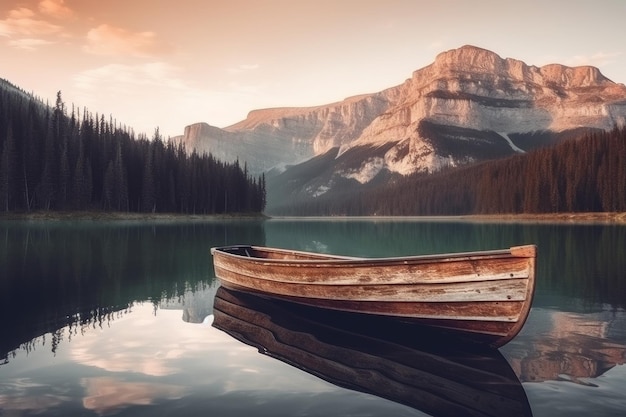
81, 377, 185, 416
69, 303, 193, 376
0, 378, 69, 413
0, 293, 362, 415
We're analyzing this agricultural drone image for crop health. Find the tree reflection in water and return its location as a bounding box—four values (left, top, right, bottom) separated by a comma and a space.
0, 219, 265, 363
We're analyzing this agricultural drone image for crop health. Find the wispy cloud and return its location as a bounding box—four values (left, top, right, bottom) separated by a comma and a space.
565, 51, 622, 68
8, 37, 54, 50
38, 0, 74, 19
2, 1, 168, 57
73, 62, 187, 93
83, 24, 172, 57
0, 1, 74, 50
69, 61, 271, 135
427, 40, 446, 51
227, 63, 260, 74
227, 80, 266, 95
1, 1, 167, 57
0, 7, 64, 38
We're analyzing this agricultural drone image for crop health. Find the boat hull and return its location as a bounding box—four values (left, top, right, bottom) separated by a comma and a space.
211, 245, 536, 347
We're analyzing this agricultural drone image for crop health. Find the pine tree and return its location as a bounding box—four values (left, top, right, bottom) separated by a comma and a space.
72, 139, 92, 210
0, 123, 17, 211
141, 149, 155, 212
37, 122, 56, 210
112, 142, 128, 211
58, 140, 70, 209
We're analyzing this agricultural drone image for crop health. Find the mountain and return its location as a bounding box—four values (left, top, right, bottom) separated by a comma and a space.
172, 92, 391, 174
172, 45, 626, 211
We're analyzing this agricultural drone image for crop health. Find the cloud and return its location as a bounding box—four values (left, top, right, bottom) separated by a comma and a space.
227, 63, 260, 74
7, 7, 35, 19
38, 0, 74, 19
68, 60, 271, 136
427, 40, 446, 50
0, 7, 63, 38
8, 37, 55, 50
227, 80, 266, 95
0, 2, 72, 49
566, 51, 622, 68
73, 62, 187, 93
84, 24, 171, 57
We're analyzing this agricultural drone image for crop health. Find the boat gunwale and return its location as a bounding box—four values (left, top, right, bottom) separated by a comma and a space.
210, 244, 536, 267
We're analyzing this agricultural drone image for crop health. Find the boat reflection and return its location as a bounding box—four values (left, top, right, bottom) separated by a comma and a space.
212, 286, 533, 417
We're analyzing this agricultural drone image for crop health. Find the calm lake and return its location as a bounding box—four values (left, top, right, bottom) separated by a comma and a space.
1, 218, 625, 416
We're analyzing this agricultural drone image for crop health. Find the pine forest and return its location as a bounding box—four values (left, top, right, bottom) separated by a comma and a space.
0, 81, 266, 214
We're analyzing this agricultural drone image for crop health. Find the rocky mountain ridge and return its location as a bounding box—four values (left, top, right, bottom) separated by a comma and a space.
173, 45, 626, 180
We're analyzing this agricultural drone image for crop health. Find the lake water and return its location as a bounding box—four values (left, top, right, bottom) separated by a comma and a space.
1, 218, 625, 416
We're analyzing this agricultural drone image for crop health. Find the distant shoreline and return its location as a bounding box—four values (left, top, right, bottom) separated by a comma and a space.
0, 211, 267, 222
460, 212, 626, 224
271, 212, 626, 224
1, 211, 625, 224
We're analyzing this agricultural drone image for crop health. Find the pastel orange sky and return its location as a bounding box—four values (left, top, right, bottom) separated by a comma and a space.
2, 0, 625, 138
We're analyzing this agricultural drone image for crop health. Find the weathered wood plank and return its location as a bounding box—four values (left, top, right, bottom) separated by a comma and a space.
220, 280, 524, 324
217, 256, 532, 285
215, 267, 529, 303
270, 296, 527, 322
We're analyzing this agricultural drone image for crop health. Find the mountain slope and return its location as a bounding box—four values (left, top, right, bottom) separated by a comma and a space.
270, 127, 626, 216
172, 45, 626, 213
176, 45, 626, 175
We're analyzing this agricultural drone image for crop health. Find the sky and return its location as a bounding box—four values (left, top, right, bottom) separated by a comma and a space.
1, 0, 625, 138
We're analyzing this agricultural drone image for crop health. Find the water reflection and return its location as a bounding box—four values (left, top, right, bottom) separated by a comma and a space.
503, 308, 626, 385
0, 220, 265, 363
1, 219, 626, 416
161, 287, 216, 324
81, 377, 186, 415
212, 286, 533, 417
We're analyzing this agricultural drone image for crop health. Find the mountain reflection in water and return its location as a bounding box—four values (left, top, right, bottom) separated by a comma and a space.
502, 308, 626, 386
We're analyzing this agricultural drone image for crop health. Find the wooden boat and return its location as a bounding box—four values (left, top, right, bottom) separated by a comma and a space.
210, 244, 537, 347
212, 286, 533, 417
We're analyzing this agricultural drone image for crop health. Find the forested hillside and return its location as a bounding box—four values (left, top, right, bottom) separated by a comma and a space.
272, 128, 626, 216
0, 80, 265, 214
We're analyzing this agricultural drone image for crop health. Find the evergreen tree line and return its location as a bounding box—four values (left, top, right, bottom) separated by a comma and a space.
276, 127, 626, 216
0, 85, 265, 214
